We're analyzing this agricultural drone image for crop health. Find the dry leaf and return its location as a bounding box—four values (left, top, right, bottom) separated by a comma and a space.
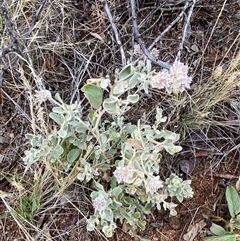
90, 32, 105, 42
236, 176, 240, 191
125, 138, 143, 150
183, 220, 206, 241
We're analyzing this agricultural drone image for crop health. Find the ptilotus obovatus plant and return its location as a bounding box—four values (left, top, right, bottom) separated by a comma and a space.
23, 60, 193, 238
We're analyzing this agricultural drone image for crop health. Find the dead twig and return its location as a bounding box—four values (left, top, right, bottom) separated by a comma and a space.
205, 172, 239, 180
0, 0, 21, 53
148, 0, 190, 52
0, 0, 48, 87
176, 0, 197, 61
130, 0, 171, 70
103, 0, 126, 67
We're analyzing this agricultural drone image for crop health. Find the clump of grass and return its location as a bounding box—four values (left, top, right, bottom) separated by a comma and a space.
181, 46, 240, 131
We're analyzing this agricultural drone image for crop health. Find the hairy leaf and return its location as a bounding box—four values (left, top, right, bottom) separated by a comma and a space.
81, 84, 103, 109
226, 185, 240, 218
119, 64, 134, 81
67, 148, 81, 163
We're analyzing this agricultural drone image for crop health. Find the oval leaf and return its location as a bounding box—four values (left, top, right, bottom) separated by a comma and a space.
113, 82, 126, 95
103, 97, 118, 114
52, 106, 65, 114
119, 64, 134, 81
226, 185, 240, 218
81, 84, 103, 109
127, 94, 139, 103
49, 113, 64, 125
210, 222, 226, 236
67, 148, 81, 163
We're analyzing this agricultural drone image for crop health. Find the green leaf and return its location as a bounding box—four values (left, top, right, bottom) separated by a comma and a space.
210, 222, 226, 236
100, 133, 107, 144
86, 222, 95, 231
137, 220, 147, 230
81, 84, 103, 109
142, 202, 153, 214
113, 82, 126, 95
233, 218, 240, 230
133, 212, 141, 219
103, 209, 113, 222
125, 124, 137, 134
54, 93, 64, 103
203, 233, 237, 241
127, 94, 139, 103
164, 143, 182, 155
146, 59, 151, 73
67, 148, 81, 163
226, 185, 240, 218
112, 186, 122, 196
119, 64, 134, 81
94, 181, 104, 191
123, 197, 136, 205
155, 107, 167, 123
119, 208, 131, 220
143, 81, 149, 94
99, 163, 111, 170
128, 73, 140, 89
52, 107, 65, 114
73, 140, 87, 149
162, 130, 180, 141
87, 109, 97, 125
100, 78, 110, 90
49, 113, 64, 125
57, 129, 68, 138
50, 145, 64, 159
102, 225, 113, 237
103, 97, 118, 114
0, 14, 3, 31
136, 235, 151, 241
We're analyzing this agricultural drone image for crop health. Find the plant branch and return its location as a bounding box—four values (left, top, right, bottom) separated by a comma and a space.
0, 0, 21, 53
130, 0, 170, 70
148, 0, 191, 51
176, 0, 197, 61
0, 0, 48, 87
103, 0, 126, 67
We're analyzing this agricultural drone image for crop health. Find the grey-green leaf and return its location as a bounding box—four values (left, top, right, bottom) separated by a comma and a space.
103, 97, 118, 114
113, 82, 126, 95
210, 222, 226, 236
52, 107, 65, 114
119, 64, 134, 81
128, 73, 140, 89
49, 113, 64, 125
203, 233, 237, 241
67, 148, 81, 163
127, 94, 139, 103
100, 78, 110, 90
81, 84, 103, 109
58, 129, 68, 138
226, 185, 240, 218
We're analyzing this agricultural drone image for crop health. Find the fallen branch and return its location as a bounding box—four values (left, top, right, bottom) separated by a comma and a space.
176, 0, 197, 61
0, 0, 21, 53
0, 0, 47, 87
103, 0, 126, 67
148, 0, 191, 51
130, 0, 171, 70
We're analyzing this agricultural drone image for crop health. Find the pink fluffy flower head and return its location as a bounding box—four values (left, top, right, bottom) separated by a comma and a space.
145, 177, 164, 194
151, 71, 171, 90
170, 61, 192, 94
92, 197, 107, 211
113, 166, 134, 183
